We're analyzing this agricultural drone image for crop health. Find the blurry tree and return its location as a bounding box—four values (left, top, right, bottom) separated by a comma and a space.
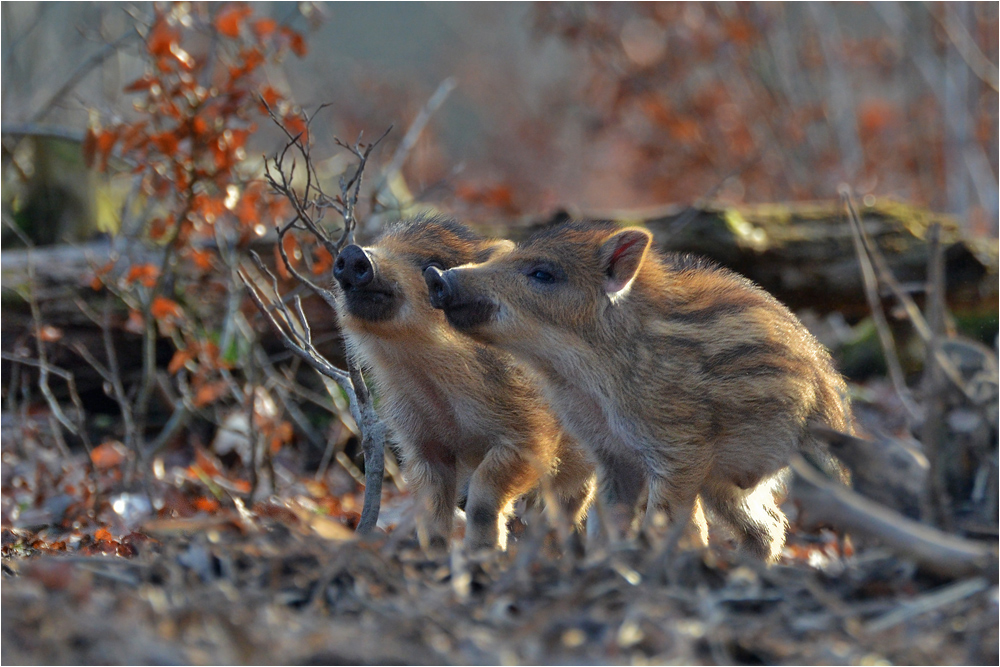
525, 2, 997, 235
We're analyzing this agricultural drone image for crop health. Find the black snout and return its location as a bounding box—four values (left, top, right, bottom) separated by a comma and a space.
423, 266, 453, 309
423, 266, 498, 330
334, 245, 374, 289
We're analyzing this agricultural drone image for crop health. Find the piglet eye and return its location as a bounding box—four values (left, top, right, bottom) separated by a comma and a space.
528, 269, 555, 283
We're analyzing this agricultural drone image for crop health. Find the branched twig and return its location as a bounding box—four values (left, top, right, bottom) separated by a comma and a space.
0, 352, 92, 455
332, 126, 393, 250
841, 193, 975, 402
240, 252, 385, 534
931, 4, 999, 92
250, 107, 393, 533
1, 219, 93, 456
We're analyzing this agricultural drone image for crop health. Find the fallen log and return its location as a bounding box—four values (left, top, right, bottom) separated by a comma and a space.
790, 453, 998, 582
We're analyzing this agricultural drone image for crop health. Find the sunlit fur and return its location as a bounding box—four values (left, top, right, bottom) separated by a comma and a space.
333, 216, 595, 551
436, 221, 852, 562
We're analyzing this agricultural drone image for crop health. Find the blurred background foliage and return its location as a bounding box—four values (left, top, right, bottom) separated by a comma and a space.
2, 1, 998, 245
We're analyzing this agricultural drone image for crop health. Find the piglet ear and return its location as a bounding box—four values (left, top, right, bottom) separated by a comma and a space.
599, 228, 652, 295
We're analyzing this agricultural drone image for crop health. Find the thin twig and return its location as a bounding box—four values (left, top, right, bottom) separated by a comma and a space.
28, 30, 137, 123
840, 188, 921, 422
791, 454, 996, 581
252, 109, 392, 533
921, 224, 955, 531
865, 577, 990, 634
1, 220, 92, 454
841, 195, 975, 402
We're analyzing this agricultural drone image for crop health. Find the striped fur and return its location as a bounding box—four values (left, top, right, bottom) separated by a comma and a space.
333, 216, 595, 551
433, 221, 851, 562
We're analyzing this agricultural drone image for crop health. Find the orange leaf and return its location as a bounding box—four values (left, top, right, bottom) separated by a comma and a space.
124, 76, 156, 93
259, 85, 281, 110
193, 496, 220, 513
666, 117, 702, 145
150, 296, 183, 321
253, 18, 277, 37
215, 5, 253, 38
858, 99, 897, 136
283, 114, 307, 141
149, 216, 171, 241
192, 115, 209, 136
281, 232, 299, 264
125, 263, 160, 288
150, 132, 179, 155
194, 447, 222, 477
189, 248, 215, 271
95, 528, 114, 543
168, 349, 194, 374
147, 18, 179, 58
284, 28, 308, 57
91, 441, 126, 469
82, 127, 98, 168
96, 129, 118, 161
192, 380, 228, 408
241, 47, 264, 73
119, 122, 150, 154
270, 421, 294, 453
312, 246, 333, 275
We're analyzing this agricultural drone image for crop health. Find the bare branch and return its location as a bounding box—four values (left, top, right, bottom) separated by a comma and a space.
931, 4, 999, 92
841, 193, 975, 402
273, 224, 339, 313
253, 107, 392, 534
333, 125, 392, 249
840, 188, 921, 422
2, 218, 92, 451
239, 272, 349, 391
791, 454, 996, 582
29, 30, 137, 123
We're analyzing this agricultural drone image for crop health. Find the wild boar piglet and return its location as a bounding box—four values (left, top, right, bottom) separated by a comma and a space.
333, 216, 595, 551
425, 221, 851, 562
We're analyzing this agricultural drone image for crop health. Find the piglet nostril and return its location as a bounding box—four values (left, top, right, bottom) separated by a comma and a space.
423, 266, 452, 308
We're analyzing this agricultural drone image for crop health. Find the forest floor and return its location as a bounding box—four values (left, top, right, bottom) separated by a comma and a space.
2, 422, 997, 666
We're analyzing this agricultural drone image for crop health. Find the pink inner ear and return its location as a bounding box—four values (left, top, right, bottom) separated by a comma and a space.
610, 236, 643, 266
